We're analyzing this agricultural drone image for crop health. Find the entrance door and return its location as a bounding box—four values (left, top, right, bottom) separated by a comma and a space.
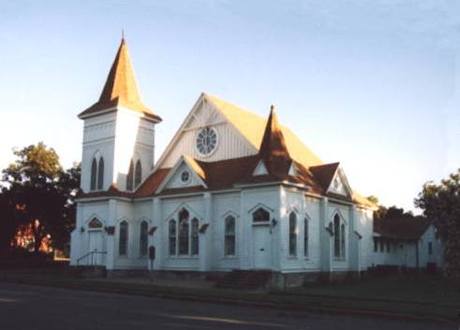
253, 226, 272, 269
88, 231, 105, 265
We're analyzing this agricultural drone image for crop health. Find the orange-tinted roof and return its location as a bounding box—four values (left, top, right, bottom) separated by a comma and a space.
79, 38, 161, 122
134, 168, 170, 198
205, 94, 322, 168
310, 162, 340, 191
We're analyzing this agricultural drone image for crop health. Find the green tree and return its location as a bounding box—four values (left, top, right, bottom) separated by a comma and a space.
0, 143, 80, 254
415, 169, 460, 278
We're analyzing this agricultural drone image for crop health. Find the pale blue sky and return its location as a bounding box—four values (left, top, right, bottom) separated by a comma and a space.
1, 0, 459, 211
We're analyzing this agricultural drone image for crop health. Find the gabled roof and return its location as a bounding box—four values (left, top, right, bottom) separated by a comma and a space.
78, 38, 161, 122
309, 162, 340, 191
374, 217, 431, 240
155, 155, 208, 194
258, 106, 292, 179
205, 94, 322, 168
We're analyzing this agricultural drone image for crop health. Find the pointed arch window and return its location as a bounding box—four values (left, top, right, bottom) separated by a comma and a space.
224, 215, 236, 256
119, 221, 128, 256
88, 217, 103, 229
289, 212, 297, 256
252, 208, 270, 223
191, 218, 199, 256
333, 214, 346, 259
304, 217, 309, 257
139, 221, 148, 257
169, 208, 201, 257
134, 160, 142, 187
97, 157, 104, 190
126, 160, 134, 191
169, 220, 177, 255
90, 158, 97, 191
178, 209, 190, 255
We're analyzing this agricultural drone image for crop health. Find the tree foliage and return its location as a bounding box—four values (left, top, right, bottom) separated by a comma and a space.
0, 142, 80, 254
415, 169, 460, 278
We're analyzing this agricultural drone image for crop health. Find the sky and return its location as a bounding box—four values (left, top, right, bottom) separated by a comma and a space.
1, 0, 459, 212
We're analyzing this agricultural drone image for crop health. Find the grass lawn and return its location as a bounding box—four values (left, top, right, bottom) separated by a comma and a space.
280, 274, 460, 321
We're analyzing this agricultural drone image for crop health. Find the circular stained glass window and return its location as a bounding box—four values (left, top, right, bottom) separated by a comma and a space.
196, 127, 218, 156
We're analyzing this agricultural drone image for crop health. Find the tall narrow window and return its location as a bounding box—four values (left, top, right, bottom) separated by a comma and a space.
97, 157, 104, 190
139, 221, 148, 257
119, 221, 128, 256
178, 209, 189, 255
90, 158, 97, 191
224, 215, 236, 256
135, 160, 142, 188
340, 223, 346, 258
333, 214, 341, 258
126, 160, 134, 191
304, 217, 309, 257
169, 220, 176, 255
289, 212, 297, 256
374, 238, 378, 252
428, 242, 433, 255
191, 218, 199, 255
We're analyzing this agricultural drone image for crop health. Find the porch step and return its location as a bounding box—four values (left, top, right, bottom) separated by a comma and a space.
69, 265, 107, 278
215, 270, 272, 290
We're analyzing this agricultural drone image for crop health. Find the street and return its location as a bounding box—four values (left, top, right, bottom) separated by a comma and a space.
0, 283, 453, 330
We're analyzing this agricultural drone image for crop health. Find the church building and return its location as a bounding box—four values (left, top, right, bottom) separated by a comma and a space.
70, 38, 380, 285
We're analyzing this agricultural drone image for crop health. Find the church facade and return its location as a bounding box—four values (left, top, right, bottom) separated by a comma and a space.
70, 38, 380, 283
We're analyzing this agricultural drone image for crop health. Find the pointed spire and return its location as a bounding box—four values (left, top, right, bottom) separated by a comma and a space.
79, 38, 161, 122
258, 105, 292, 178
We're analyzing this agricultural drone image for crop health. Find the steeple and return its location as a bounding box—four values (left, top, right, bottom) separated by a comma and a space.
79, 38, 161, 122
258, 105, 292, 178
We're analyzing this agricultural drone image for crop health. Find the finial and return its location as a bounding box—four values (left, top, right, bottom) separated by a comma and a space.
270, 104, 275, 112
121, 29, 125, 41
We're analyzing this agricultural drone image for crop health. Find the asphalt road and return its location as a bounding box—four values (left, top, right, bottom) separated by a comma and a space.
0, 283, 454, 330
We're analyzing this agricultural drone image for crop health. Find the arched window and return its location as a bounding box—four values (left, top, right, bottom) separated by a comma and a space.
139, 221, 148, 257
97, 157, 104, 190
289, 212, 297, 256
191, 218, 199, 255
253, 207, 270, 223
169, 220, 176, 255
135, 160, 142, 188
90, 158, 97, 191
304, 217, 309, 257
333, 214, 345, 259
126, 160, 134, 191
224, 215, 236, 256
88, 218, 103, 229
178, 209, 189, 255
119, 221, 128, 256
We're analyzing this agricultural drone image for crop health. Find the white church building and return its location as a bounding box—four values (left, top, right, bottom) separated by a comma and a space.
69, 39, 441, 285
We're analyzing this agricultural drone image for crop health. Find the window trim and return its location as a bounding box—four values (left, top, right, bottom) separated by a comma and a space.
288, 212, 297, 257
304, 216, 309, 258
134, 160, 142, 188
333, 213, 346, 260
168, 208, 200, 258
224, 215, 236, 257
118, 221, 129, 257
139, 220, 148, 257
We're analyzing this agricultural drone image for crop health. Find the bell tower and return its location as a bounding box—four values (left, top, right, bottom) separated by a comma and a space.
78, 38, 162, 193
